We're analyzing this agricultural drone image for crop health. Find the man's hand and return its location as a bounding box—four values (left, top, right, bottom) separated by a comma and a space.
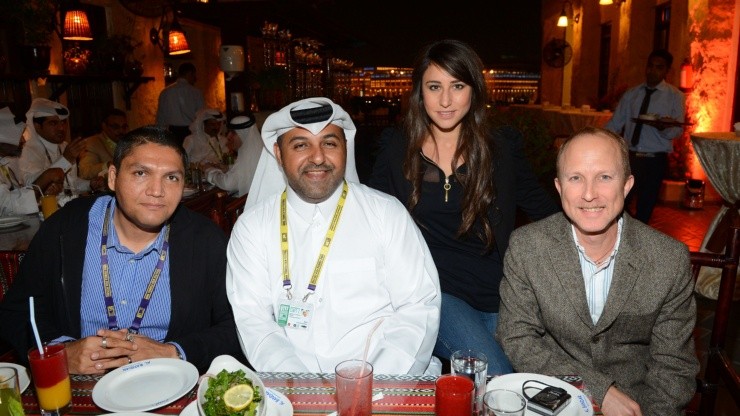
64, 333, 138, 375
33, 168, 64, 197
98, 329, 180, 364
202, 162, 226, 173
62, 137, 87, 163
601, 386, 642, 416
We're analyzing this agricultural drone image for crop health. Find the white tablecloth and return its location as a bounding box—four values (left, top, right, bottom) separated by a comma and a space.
510, 105, 613, 137
0, 214, 40, 251
689, 132, 740, 300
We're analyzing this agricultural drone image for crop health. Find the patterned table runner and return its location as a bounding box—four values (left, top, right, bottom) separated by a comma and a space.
21, 372, 601, 415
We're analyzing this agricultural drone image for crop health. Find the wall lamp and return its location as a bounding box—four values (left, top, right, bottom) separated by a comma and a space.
599, 0, 627, 5
557, 1, 579, 27
150, 8, 191, 56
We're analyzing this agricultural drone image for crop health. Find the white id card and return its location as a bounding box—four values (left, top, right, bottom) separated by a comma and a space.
285, 300, 314, 330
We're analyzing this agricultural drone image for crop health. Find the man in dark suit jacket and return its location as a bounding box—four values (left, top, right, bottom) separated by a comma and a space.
0, 126, 244, 374
497, 127, 697, 415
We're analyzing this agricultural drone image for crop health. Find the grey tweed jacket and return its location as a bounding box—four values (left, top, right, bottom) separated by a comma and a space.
496, 212, 698, 415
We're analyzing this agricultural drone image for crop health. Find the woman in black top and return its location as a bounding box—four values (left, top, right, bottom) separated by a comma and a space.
369, 39, 558, 374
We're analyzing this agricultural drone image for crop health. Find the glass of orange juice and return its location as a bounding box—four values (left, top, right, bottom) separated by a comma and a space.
40, 195, 58, 219
28, 344, 71, 415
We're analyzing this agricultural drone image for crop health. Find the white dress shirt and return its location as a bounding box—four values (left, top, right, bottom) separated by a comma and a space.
573, 218, 623, 324
226, 182, 441, 374
18, 131, 89, 191
155, 78, 205, 127
605, 80, 685, 153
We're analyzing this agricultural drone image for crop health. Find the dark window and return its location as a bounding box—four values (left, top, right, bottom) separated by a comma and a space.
598, 23, 612, 100
654, 4, 671, 50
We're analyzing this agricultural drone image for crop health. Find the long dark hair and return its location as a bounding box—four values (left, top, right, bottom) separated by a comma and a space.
403, 39, 496, 249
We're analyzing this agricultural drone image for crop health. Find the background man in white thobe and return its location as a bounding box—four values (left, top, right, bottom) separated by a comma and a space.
203, 115, 263, 197
18, 99, 105, 196
183, 108, 227, 165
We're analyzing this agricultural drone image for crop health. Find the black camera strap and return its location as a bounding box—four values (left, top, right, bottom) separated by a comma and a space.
522, 379, 558, 401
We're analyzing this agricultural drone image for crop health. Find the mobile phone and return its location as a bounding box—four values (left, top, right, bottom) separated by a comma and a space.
526, 386, 571, 416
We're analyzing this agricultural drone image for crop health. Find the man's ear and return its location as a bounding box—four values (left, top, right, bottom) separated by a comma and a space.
274, 142, 283, 166
107, 164, 117, 192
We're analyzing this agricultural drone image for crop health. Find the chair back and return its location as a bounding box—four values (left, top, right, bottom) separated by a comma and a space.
220, 194, 248, 235
0, 250, 25, 302
690, 225, 740, 415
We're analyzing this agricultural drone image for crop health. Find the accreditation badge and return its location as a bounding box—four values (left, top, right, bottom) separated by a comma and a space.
277, 301, 290, 327
285, 300, 314, 330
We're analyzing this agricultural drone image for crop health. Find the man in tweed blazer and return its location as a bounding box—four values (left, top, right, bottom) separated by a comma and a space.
497, 127, 697, 415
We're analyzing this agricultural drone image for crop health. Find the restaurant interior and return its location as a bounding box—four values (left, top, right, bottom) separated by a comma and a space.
0, 0, 739, 415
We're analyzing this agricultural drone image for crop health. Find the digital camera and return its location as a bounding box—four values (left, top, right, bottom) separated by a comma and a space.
526, 386, 571, 416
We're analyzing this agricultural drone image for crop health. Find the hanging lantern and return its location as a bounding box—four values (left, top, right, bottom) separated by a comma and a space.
63, 10, 93, 41
168, 20, 190, 56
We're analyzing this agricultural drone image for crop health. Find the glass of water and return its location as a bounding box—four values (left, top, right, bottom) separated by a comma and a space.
451, 350, 488, 415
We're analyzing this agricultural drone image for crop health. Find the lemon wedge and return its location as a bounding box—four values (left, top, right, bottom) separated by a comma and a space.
223, 384, 254, 412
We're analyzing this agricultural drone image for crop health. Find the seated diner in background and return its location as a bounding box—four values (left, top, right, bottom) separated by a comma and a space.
78, 108, 128, 180
227, 97, 441, 375
18, 98, 106, 196
1, 106, 48, 215
202, 115, 263, 197
0, 126, 244, 374
496, 127, 698, 415
183, 108, 228, 165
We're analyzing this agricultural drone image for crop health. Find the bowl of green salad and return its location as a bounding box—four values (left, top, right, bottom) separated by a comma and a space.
197, 355, 265, 416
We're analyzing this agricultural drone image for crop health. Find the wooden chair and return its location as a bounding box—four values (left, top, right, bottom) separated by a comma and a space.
0, 250, 24, 362
690, 225, 740, 416
182, 187, 228, 220
218, 193, 248, 235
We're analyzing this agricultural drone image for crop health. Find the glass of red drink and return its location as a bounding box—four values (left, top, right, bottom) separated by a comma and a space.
335, 360, 373, 416
28, 344, 71, 415
435, 374, 474, 416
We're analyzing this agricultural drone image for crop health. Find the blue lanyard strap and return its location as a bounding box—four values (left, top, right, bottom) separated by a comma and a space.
100, 200, 170, 333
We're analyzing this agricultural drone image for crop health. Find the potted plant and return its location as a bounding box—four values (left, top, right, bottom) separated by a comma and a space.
1, 0, 57, 73
93, 35, 142, 76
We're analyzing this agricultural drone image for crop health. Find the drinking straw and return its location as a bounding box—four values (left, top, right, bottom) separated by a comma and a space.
29, 297, 44, 357
349, 318, 384, 415
359, 318, 384, 378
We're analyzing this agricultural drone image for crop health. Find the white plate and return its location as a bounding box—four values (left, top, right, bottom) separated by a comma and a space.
180, 388, 291, 416
486, 373, 593, 416
263, 388, 293, 416
101, 413, 160, 416
0, 362, 30, 393
0, 216, 27, 229
92, 358, 198, 412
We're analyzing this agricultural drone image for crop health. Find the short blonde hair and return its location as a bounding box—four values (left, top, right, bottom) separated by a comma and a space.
556, 126, 631, 181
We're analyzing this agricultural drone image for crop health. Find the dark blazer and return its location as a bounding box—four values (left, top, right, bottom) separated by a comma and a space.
0, 195, 245, 373
496, 213, 698, 415
368, 125, 559, 258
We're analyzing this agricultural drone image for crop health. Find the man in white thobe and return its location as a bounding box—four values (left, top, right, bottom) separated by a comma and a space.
18, 99, 104, 195
204, 115, 262, 197
182, 108, 227, 165
226, 97, 441, 375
